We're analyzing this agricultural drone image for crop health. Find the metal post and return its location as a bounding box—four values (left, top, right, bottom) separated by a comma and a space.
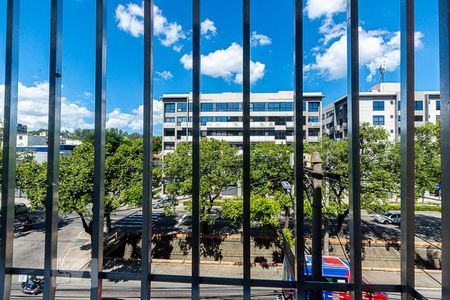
0, 1, 20, 298
311, 152, 323, 300
43, 0, 63, 298
191, 0, 201, 298
400, 1, 415, 299
439, 2, 450, 298
294, 0, 305, 299
91, 0, 107, 298
347, 0, 362, 299
141, 0, 154, 298
242, 0, 251, 299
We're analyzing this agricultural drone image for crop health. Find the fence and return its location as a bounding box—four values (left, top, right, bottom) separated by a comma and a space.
1, 0, 450, 299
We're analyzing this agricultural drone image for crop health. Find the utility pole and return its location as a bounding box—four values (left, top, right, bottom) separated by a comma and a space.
311, 152, 323, 300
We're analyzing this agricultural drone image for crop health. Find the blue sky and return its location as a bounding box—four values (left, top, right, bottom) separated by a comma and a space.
0, 0, 440, 135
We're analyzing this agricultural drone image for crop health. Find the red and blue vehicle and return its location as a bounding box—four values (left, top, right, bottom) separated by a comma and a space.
283, 255, 388, 299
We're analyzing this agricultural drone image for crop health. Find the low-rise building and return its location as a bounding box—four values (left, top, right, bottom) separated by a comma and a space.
161, 91, 324, 155
322, 83, 440, 141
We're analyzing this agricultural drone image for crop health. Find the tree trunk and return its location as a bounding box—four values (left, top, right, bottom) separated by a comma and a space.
78, 213, 93, 236
105, 212, 112, 232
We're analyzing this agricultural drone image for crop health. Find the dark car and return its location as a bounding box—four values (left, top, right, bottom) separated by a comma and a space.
15, 203, 28, 215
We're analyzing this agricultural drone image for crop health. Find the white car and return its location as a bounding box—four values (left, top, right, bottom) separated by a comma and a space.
374, 211, 401, 225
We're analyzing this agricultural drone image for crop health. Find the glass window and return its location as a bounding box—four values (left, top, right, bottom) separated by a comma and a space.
373, 101, 385, 111
228, 103, 241, 112
165, 103, 175, 113
414, 100, 423, 111
414, 115, 423, 122
215, 116, 227, 122
308, 128, 320, 136
201, 103, 213, 112
280, 102, 293, 111
201, 117, 214, 125
268, 103, 280, 111
216, 103, 227, 112
437, 100, 441, 110
164, 117, 175, 123
308, 102, 320, 112
398, 101, 401, 111
177, 102, 187, 112
252, 102, 266, 112
373, 115, 385, 125
308, 116, 319, 123
177, 116, 186, 126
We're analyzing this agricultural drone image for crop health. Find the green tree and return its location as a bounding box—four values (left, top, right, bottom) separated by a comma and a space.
17, 139, 159, 240
163, 139, 241, 230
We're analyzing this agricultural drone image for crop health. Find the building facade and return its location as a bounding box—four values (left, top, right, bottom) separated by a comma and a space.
322, 83, 440, 141
161, 91, 323, 154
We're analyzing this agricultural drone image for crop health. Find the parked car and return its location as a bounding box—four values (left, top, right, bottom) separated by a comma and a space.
374, 211, 401, 225
152, 195, 177, 209
15, 203, 28, 215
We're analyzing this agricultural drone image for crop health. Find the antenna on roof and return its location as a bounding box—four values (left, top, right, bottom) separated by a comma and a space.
378, 61, 386, 84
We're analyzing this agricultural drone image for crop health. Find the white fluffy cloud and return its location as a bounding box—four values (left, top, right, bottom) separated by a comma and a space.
180, 42, 265, 84
304, 0, 346, 20
115, 2, 186, 51
201, 19, 217, 39
156, 70, 174, 80
106, 100, 163, 131
251, 32, 272, 47
306, 26, 425, 81
0, 82, 93, 131
0, 82, 164, 132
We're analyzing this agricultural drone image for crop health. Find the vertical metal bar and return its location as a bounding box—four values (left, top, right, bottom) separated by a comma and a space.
43, 0, 63, 298
141, 0, 154, 298
347, 0, 362, 299
191, 0, 201, 298
400, 0, 415, 299
242, 0, 251, 299
294, 0, 305, 298
439, 2, 450, 298
91, 0, 107, 298
0, 0, 19, 298
311, 153, 323, 300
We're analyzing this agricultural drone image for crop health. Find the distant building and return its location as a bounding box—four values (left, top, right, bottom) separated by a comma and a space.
161, 91, 324, 155
17, 144, 77, 163
322, 83, 440, 141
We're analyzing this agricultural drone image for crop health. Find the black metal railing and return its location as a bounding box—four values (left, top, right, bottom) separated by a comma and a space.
0, 0, 449, 299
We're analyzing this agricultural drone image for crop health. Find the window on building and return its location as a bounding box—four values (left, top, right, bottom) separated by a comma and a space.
163, 142, 175, 150
201, 103, 213, 112
251, 102, 266, 112
177, 102, 187, 112
280, 102, 293, 111
177, 116, 186, 126
165, 103, 175, 113
216, 103, 227, 112
268, 102, 280, 111
437, 100, 441, 110
373, 101, 385, 111
229, 103, 242, 111
164, 129, 175, 136
414, 100, 423, 111
308, 102, 320, 112
414, 115, 423, 122
308, 116, 319, 123
252, 116, 266, 122
373, 115, 385, 125
308, 128, 320, 136
201, 116, 214, 125
398, 101, 401, 111
164, 117, 175, 123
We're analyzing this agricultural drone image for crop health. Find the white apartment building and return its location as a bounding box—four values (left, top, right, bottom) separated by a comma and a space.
161, 91, 323, 155
322, 83, 441, 141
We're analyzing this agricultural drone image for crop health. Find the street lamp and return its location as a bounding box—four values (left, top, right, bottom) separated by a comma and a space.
281, 181, 295, 208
